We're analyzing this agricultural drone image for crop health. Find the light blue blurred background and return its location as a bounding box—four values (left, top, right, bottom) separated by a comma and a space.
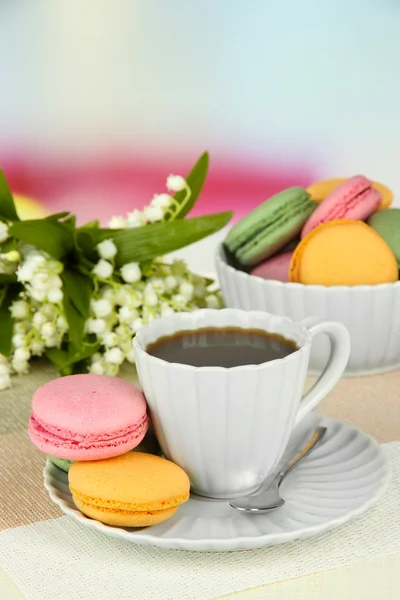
0, 0, 399, 225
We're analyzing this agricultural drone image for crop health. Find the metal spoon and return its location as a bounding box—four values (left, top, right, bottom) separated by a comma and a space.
230, 426, 327, 513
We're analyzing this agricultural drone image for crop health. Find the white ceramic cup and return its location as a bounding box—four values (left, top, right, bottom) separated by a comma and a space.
133, 309, 350, 499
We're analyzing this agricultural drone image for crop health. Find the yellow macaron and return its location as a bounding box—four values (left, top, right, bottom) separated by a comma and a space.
307, 178, 393, 209
69, 452, 190, 527
289, 219, 398, 286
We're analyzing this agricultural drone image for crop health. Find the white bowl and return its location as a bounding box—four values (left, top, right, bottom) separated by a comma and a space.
216, 244, 400, 376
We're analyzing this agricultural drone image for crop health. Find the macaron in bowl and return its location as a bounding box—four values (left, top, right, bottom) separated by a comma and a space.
307, 177, 393, 209
28, 374, 149, 461
301, 175, 381, 238
216, 183, 400, 376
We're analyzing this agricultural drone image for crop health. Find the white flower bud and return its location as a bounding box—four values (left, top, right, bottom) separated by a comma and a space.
31, 273, 49, 291
164, 275, 177, 291
102, 331, 118, 347
104, 363, 119, 376
171, 294, 187, 310
126, 348, 136, 364
44, 336, 59, 348
5, 250, 21, 262
115, 325, 128, 338
30, 340, 45, 355
114, 287, 130, 305
144, 288, 158, 307
41, 322, 56, 338
97, 239, 117, 259
126, 210, 145, 228
87, 318, 107, 334
120, 262, 141, 283
108, 215, 127, 229
17, 263, 35, 282
104, 347, 124, 365
41, 304, 57, 319
143, 205, 164, 222
179, 282, 194, 301
100, 285, 115, 302
33, 312, 46, 328
150, 277, 166, 294
92, 259, 113, 279
206, 294, 220, 309
151, 193, 173, 208
194, 283, 207, 298
12, 359, 29, 374
0, 363, 10, 376
161, 304, 175, 318
0, 222, 9, 243
56, 315, 67, 330
118, 306, 138, 324
14, 347, 30, 362
12, 333, 27, 348
47, 275, 63, 289
48, 288, 63, 304
131, 318, 143, 333
28, 254, 46, 267
89, 361, 105, 375
29, 287, 46, 302
91, 298, 112, 318
10, 300, 30, 320
166, 174, 186, 192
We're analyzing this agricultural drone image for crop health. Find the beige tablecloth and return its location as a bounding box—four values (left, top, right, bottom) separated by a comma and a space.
0, 361, 399, 599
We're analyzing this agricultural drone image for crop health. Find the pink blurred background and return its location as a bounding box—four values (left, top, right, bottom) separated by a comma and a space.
1, 1, 399, 228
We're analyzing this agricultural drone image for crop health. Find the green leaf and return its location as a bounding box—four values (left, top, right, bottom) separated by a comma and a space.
63, 215, 76, 228
0, 237, 19, 253
46, 341, 99, 371
75, 230, 96, 260
79, 219, 100, 229
8, 219, 75, 260
84, 211, 233, 266
45, 212, 71, 222
62, 292, 86, 349
61, 268, 93, 349
0, 274, 17, 284
61, 268, 92, 318
0, 285, 21, 356
165, 151, 209, 221
0, 170, 19, 221
44, 347, 69, 368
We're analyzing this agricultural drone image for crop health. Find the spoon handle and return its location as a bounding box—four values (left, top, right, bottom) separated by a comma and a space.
278, 426, 327, 484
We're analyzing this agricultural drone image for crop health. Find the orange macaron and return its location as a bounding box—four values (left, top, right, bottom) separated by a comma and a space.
69, 452, 190, 527
289, 220, 398, 286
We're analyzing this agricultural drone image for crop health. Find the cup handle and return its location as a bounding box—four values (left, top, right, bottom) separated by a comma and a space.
294, 317, 351, 427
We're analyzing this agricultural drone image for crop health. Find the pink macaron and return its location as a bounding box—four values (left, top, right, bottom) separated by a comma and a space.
28, 374, 149, 461
301, 175, 382, 238
251, 251, 293, 282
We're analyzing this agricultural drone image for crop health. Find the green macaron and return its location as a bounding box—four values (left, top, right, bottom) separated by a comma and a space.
48, 456, 74, 472
224, 187, 316, 267
368, 209, 400, 268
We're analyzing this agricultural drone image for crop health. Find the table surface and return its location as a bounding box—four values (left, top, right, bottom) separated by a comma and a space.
1, 360, 399, 599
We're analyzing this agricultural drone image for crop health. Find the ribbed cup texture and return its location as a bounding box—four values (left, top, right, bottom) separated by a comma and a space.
216, 245, 400, 375
134, 309, 310, 498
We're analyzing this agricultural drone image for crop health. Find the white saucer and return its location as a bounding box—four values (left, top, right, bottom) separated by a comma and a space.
43, 413, 390, 552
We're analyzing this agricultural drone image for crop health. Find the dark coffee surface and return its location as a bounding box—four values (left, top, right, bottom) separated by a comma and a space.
147, 327, 298, 368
